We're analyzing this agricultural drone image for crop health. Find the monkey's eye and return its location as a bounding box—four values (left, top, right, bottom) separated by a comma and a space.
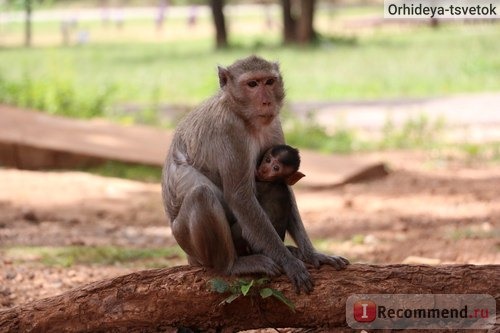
265, 157, 271, 163
247, 81, 258, 88
273, 165, 280, 172
265, 78, 275, 86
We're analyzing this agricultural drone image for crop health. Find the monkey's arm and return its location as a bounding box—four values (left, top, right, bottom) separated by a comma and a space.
218, 138, 314, 293
286, 188, 350, 270
219, 148, 289, 257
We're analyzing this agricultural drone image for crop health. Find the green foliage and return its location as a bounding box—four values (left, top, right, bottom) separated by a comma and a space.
283, 112, 499, 158
323, 124, 363, 153
5, 0, 51, 11
240, 279, 253, 296
283, 111, 368, 153
82, 161, 162, 183
210, 278, 230, 294
0, 22, 499, 118
259, 288, 295, 310
457, 142, 500, 162
460, 143, 482, 160
3, 245, 184, 267
488, 143, 500, 161
379, 114, 445, 150
350, 234, 366, 245
0, 69, 115, 119
448, 226, 499, 241
1, 12, 498, 156
283, 112, 336, 152
284, 112, 445, 154
259, 288, 273, 298
209, 277, 295, 312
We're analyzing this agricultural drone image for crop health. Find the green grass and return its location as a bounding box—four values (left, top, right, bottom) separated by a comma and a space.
284, 113, 362, 153
378, 113, 446, 150
2, 245, 185, 268
1, 9, 499, 177
448, 226, 500, 241
0, 20, 499, 119
285, 110, 500, 162
284, 111, 447, 153
444, 142, 500, 164
82, 161, 162, 182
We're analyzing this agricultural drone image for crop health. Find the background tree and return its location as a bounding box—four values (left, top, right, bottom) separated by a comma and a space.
281, 0, 317, 45
6, 0, 37, 47
296, 0, 316, 44
24, 0, 33, 47
210, 0, 228, 48
282, 0, 296, 44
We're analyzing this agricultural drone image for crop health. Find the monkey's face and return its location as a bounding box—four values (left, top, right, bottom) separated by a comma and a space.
218, 57, 285, 127
226, 71, 284, 125
256, 153, 295, 182
235, 71, 284, 125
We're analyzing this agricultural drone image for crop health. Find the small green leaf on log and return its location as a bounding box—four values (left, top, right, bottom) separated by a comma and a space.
240, 280, 254, 296
259, 288, 273, 298
271, 289, 296, 312
221, 293, 240, 305
209, 278, 229, 293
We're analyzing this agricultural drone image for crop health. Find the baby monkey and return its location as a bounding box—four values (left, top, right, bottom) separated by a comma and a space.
255, 145, 305, 186
233, 145, 306, 255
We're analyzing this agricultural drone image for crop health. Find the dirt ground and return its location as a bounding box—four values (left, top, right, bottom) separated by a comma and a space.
0, 151, 499, 311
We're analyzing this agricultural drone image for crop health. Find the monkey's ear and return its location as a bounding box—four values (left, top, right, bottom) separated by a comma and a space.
218, 66, 230, 88
272, 62, 282, 81
286, 171, 305, 186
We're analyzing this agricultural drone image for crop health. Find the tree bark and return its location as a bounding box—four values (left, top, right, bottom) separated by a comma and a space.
282, 0, 297, 44
296, 0, 316, 44
24, 0, 33, 47
210, 0, 228, 49
281, 0, 317, 45
0, 265, 498, 332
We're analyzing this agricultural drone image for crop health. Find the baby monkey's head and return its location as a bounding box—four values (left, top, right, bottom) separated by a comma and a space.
256, 145, 305, 185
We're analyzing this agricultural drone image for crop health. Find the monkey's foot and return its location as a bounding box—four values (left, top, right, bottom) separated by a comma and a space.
230, 254, 281, 276
309, 252, 350, 270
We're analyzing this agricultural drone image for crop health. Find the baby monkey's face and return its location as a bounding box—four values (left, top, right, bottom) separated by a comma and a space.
256, 151, 295, 182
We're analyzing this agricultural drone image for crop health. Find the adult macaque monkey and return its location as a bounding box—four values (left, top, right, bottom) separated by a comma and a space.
162, 55, 349, 293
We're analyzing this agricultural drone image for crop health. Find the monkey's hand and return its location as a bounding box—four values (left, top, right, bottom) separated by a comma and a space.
309, 252, 350, 270
287, 246, 350, 271
281, 257, 314, 294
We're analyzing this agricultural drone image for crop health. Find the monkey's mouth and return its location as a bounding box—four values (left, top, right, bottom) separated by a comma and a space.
257, 115, 275, 125
256, 171, 272, 182
258, 114, 275, 120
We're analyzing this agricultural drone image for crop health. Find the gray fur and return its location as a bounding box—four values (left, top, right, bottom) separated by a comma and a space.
161, 56, 348, 293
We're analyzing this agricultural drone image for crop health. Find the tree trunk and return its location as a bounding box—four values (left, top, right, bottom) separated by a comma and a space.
24, 0, 33, 47
296, 0, 316, 44
282, 0, 296, 44
210, 0, 228, 49
0, 264, 498, 332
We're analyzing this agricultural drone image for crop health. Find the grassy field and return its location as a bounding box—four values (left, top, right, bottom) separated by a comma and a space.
4, 245, 184, 268
1, 8, 499, 112
1, 7, 499, 160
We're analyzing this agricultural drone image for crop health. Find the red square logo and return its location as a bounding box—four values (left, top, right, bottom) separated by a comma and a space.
353, 300, 377, 322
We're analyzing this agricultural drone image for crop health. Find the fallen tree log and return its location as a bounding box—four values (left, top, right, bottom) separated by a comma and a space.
0, 264, 498, 332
